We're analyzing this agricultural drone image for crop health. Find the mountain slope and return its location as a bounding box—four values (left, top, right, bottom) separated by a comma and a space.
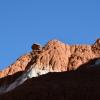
0, 62, 100, 100
0, 39, 100, 78
0, 39, 100, 99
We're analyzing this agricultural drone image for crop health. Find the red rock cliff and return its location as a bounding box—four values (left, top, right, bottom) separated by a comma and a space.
0, 39, 100, 78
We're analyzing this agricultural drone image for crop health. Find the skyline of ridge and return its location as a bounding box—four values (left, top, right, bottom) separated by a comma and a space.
0, 0, 100, 69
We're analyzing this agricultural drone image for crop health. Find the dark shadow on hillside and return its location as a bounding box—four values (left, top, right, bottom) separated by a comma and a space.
0, 57, 100, 88
77, 57, 100, 70
0, 71, 24, 86
0, 57, 100, 100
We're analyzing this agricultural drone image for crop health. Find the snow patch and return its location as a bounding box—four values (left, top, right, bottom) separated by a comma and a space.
95, 59, 100, 65
0, 65, 49, 94
27, 66, 49, 78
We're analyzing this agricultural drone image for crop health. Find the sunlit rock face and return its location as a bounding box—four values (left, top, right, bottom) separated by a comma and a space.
0, 39, 100, 78
0, 53, 32, 78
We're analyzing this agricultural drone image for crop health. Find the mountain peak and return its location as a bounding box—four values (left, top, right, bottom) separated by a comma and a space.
0, 39, 100, 96
0, 39, 100, 78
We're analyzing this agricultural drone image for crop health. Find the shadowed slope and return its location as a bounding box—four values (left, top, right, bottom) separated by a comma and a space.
0, 58, 100, 100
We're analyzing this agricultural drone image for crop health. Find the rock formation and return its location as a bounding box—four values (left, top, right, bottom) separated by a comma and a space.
0, 38, 100, 99
0, 39, 100, 78
31, 44, 42, 51
0, 53, 32, 78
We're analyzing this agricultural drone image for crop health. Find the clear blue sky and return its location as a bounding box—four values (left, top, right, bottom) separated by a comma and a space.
0, 0, 100, 70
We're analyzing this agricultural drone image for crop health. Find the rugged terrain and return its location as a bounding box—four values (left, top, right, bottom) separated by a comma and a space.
0, 39, 100, 100
0, 59, 100, 100
0, 39, 100, 78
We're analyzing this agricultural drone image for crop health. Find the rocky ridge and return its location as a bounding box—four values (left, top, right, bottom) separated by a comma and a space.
0, 39, 100, 78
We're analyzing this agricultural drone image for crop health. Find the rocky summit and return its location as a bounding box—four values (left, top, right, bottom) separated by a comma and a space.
0, 39, 100, 78
0, 39, 100, 100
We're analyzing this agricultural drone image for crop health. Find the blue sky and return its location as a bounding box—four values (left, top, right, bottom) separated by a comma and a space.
0, 0, 100, 70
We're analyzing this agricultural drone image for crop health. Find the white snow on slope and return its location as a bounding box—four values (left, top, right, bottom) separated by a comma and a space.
95, 59, 100, 65
0, 65, 49, 94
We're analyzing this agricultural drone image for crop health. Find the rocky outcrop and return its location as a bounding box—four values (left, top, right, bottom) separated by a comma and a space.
91, 39, 100, 56
31, 44, 42, 51
0, 39, 100, 78
0, 53, 32, 78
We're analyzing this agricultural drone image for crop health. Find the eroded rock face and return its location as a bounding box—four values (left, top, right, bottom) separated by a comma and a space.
0, 39, 100, 78
36, 40, 71, 72
0, 53, 32, 78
